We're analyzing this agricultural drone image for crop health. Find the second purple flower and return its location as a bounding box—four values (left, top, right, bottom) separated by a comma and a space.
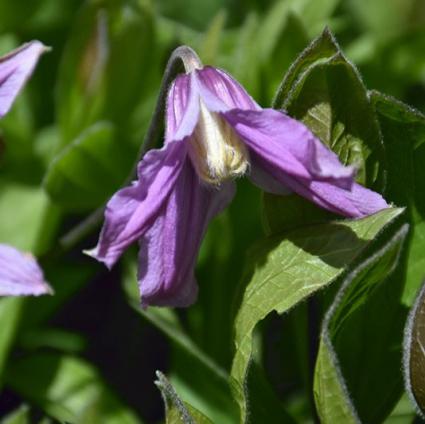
89, 59, 389, 307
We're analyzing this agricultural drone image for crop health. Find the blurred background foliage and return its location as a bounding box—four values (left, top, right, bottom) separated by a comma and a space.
0, 0, 425, 423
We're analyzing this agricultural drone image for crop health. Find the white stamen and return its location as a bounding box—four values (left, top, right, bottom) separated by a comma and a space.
189, 100, 249, 184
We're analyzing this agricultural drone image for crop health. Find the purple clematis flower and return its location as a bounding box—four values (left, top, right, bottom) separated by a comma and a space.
0, 244, 52, 296
89, 64, 388, 308
0, 40, 49, 118
0, 40, 50, 297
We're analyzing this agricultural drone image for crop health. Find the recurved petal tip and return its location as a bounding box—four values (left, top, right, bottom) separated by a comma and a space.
224, 107, 389, 218
0, 40, 49, 118
0, 244, 52, 297
83, 246, 115, 270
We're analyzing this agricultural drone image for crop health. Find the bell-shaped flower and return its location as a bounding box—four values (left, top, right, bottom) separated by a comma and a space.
88, 64, 388, 307
0, 244, 52, 296
0, 40, 49, 117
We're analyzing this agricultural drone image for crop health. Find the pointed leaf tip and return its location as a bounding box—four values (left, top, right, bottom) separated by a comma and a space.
155, 370, 212, 423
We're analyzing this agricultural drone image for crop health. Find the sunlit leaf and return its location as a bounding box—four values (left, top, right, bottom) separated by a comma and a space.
273, 27, 385, 189
0, 183, 59, 254
230, 207, 403, 422
5, 353, 140, 424
385, 394, 416, 424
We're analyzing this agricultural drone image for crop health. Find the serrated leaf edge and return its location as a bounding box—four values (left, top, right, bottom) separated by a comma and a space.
231, 208, 405, 424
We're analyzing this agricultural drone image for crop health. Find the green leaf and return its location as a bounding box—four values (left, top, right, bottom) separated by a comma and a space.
256, 0, 339, 63
0, 0, 49, 32
403, 279, 425, 417
262, 192, 335, 235
124, 260, 228, 383
44, 122, 133, 211
227, 13, 261, 98
291, 0, 341, 37
230, 207, 403, 423
346, 0, 415, 41
18, 328, 86, 353
123, 260, 238, 424
56, 1, 156, 145
0, 298, 23, 386
155, 371, 213, 424
4, 353, 140, 424
199, 10, 227, 65
0, 183, 59, 254
0, 405, 30, 424
156, 0, 223, 29
34, 125, 61, 169
314, 341, 358, 424
260, 11, 309, 103
256, 2, 304, 65
314, 224, 408, 423
385, 394, 416, 424
273, 28, 385, 189
369, 91, 425, 306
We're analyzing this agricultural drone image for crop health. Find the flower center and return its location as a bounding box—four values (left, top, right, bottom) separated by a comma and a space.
189, 101, 249, 184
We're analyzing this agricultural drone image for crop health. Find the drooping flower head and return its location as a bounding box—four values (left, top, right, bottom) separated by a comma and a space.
88, 47, 388, 308
0, 40, 50, 297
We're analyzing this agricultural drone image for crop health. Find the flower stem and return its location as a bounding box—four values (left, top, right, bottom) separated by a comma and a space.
58, 46, 203, 254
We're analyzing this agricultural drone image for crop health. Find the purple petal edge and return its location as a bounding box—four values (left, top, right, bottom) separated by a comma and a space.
166, 72, 200, 143
224, 107, 389, 217
0, 41, 49, 118
87, 140, 188, 269
0, 244, 52, 297
195, 66, 260, 113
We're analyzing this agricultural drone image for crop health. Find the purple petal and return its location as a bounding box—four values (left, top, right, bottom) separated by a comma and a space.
251, 150, 388, 217
225, 109, 315, 180
195, 66, 260, 113
87, 140, 188, 268
138, 159, 235, 307
165, 72, 200, 142
225, 108, 388, 217
249, 156, 292, 195
0, 41, 48, 118
226, 108, 355, 185
0, 244, 52, 296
